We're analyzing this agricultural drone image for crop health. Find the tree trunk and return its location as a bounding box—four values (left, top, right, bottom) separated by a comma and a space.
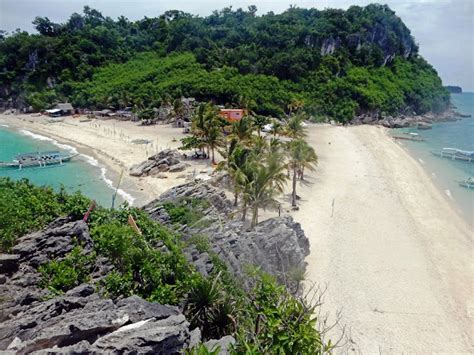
251, 204, 258, 227
241, 200, 247, 221
233, 190, 238, 206
292, 167, 297, 206
211, 146, 215, 164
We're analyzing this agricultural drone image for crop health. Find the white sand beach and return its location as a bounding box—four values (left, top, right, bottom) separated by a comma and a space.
295, 125, 473, 353
0, 114, 214, 206
1, 115, 472, 352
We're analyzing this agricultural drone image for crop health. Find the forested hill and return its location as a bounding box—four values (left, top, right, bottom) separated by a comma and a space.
0, 4, 449, 122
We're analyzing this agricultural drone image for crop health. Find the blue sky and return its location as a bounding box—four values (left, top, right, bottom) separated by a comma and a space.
1, 0, 473, 91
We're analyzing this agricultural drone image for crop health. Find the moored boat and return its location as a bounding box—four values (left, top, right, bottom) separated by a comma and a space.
458, 177, 474, 189
0, 151, 77, 169
431, 148, 474, 163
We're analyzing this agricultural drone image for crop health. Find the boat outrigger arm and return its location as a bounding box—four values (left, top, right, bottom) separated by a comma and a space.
431, 148, 474, 163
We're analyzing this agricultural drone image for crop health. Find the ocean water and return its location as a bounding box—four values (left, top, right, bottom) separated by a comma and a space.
0, 126, 134, 207
394, 93, 474, 226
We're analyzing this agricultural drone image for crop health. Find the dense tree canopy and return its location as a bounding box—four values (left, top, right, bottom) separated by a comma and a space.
0, 4, 449, 121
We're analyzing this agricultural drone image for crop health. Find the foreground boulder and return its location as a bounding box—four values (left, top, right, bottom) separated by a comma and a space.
1, 287, 200, 354
0, 219, 205, 354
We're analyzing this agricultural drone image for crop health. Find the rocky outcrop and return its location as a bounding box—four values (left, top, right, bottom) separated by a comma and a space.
1, 286, 200, 354
12, 219, 92, 268
321, 37, 341, 56
130, 149, 188, 177
352, 108, 463, 128
0, 217, 217, 354
205, 335, 236, 354
143, 181, 310, 291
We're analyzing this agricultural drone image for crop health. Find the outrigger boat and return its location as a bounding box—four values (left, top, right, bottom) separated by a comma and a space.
431, 148, 474, 163
458, 177, 474, 189
392, 132, 424, 142
0, 151, 77, 170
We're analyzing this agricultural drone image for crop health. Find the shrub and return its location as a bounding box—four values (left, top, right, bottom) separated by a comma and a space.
162, 198, 211, 226
39, 246, 96, 294
0, 178, 90, 252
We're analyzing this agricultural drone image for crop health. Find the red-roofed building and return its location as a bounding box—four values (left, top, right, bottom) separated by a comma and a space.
219, 109, 247, 122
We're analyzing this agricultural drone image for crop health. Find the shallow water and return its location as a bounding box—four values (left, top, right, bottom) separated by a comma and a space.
394, 93, 474, 226
0, 126, 132, 207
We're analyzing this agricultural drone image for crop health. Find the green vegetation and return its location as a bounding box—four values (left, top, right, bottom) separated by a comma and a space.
0, 177, 333, 352
162, 197, 212, 227
0, 178, 90, 252
235, 271, 330, 354
39, 246, 96, 294
0, 4, 448, 121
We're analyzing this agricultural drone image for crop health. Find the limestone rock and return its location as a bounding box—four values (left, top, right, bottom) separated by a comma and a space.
205, 335, 236, 354
12, 220, 92, 268
0, 285, 198, 354
0, 254, 20, 275
169, 162, 187, 172
143, 181, 309, 291
130, 149, 186, 177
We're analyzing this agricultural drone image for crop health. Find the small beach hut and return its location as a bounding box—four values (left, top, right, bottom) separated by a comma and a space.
219, 108, 246, 122
55, 103, 74, 115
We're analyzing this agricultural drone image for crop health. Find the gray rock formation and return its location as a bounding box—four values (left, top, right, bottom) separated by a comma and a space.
351, 107, 462, 128
143, 181, 310, 291
130, 149, 188, 177
0, 218, 210, 354
12, 220, 92, 268
205, 335, 236, 354
1, 286, 199, 354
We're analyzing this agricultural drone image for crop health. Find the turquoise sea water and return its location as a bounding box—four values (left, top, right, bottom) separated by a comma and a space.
395, 93, 474, 226
0, 126, 131, 207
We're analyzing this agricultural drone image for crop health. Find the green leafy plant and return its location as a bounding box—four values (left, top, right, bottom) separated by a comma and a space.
39, 246, 96, 294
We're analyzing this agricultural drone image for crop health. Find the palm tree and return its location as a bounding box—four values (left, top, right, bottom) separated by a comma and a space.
269, 120, 283, 138
252, 115, 269, 137
218, 139, 251, 206
243, 148, 288, 226
285, 114, 307, 140
287, 98, 305, 115
185, 274, 235, 339
231, 116, 253, 144
191, 103, 223, 160
287, 139, 317, 206
203, 112, 224, 164
173, 98, 184, 120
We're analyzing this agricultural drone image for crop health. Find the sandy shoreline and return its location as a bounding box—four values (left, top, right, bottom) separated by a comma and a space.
295, 125, 472, 353
0, 114, 214, 206
1, 114, 472, 352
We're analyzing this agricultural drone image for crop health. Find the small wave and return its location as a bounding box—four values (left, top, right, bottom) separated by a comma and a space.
79, 153, 99, 167
445, 189, 453, 199
0, 124, 9, 128
100, 167, 135, 205
78, 153, 134, 204
418, 158, 425, 165
19, 130, 78, 154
